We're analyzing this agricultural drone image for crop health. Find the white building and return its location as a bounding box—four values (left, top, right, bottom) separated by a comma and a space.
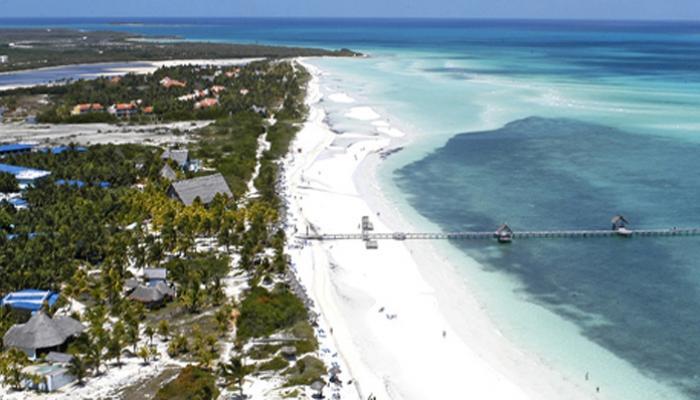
0, 55, 8, 64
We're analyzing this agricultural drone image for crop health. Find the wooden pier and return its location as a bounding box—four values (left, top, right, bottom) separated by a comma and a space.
297, 215, 700, 246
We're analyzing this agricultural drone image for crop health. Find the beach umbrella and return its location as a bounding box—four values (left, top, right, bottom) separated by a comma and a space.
311, 380, 325, 397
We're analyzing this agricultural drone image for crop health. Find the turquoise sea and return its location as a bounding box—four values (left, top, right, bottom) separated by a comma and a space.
2, 18, 700, 399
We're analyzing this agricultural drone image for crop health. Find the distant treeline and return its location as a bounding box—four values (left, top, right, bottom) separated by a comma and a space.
0, 28, 360, 73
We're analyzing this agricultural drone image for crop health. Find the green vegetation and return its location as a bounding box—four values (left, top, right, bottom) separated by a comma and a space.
247, 343, 283, 360
0, 145, 162, 292
0, 28, 360, 73
289, 320, 319, 355
0, 59, 325, 395
196, 112, 265, 196
0, 173, 19, 193
284, 356, 327, 387
155, 365, 219, 400
237, 285, 309, 342
258, 356, 290, 372
0, 348, 29, 390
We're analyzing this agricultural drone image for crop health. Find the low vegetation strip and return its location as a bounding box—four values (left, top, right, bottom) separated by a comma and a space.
0, 28, 360, 73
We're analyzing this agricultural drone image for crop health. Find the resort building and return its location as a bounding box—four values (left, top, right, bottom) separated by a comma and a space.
0, 143, 34, 155
3, 311, 85, 359
108, 103, 138, 118
167, 173, 233, 206
128, 281, 175, 308
225, 68, 240, 78
7, 197, 29, 210
251, 105, 268, 116
1, 289, 59, 313
22, 364, 76, 392
161, 148, 190, 169
160, 77, 187, 88
160, 163, 178, 181
70, 103, 104, 116
44, 145, 88, 155
211, 85, 226, 94
144, 268, 168, 284
195, 97, 219, 109
0, 55, 8, 64
0, 163, 51, 188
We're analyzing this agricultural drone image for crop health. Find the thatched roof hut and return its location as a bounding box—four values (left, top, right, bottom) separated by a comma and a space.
611, 215, 629, 230
496, 223, 514, 243
167, 173, 233, 206
128, 281, 175, 307
160, 164, 178, 181
161, 149, 190, 168
124, 278, 140, 293
3, 311, 84, 359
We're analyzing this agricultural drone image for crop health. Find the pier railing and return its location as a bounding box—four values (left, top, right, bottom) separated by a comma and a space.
298, 227, 700, 242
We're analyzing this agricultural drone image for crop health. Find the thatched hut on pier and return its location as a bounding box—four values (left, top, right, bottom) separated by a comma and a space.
495, 224, 514, 243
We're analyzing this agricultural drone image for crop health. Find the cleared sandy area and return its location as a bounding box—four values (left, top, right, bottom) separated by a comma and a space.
0, 121, 209, 146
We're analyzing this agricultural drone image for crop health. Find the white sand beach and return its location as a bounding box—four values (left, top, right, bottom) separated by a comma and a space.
284, 61, 600, 400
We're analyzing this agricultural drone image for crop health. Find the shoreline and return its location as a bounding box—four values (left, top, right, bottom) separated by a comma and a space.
285, 60, 600, 399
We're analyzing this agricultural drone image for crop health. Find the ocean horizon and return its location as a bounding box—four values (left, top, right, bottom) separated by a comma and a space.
2, 17, 700, 399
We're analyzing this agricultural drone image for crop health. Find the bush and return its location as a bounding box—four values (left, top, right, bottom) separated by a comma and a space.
167, 334, 189, 357
237, 286, 308, 341
289, 321, 318, 355
155, 365, 219, 400
247, 344, 283, 360
284, 356, 326, 387
257, 356, 289, 372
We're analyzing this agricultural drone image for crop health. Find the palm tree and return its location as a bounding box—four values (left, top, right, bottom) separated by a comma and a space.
85, 305, 109, 375
108, 321, 127, 367
215, 304, 233, 336
137, 346, 150, 365
219, 356, 246, 398
0, 348, 29, 390
157, 320, 170, 341
145, 325, 155, 346
67, 353, 88, 386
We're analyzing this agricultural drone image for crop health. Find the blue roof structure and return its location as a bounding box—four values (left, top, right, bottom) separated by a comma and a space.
0, 144, 34, 154
0, 164, 34, 174
55, 179, 85, 188
0, 163, 51, 182
45, 146, 88, 155
1, 290, 59, 312
6, 232, 38, 241
99, 181, 111, 188
7, 198, 28, 208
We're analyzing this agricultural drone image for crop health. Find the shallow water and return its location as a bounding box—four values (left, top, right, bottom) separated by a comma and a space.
0, 62, 152, 88
396, 117, 700, 397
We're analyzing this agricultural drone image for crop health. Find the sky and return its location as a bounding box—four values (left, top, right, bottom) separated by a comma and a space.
0, 0, 698, 20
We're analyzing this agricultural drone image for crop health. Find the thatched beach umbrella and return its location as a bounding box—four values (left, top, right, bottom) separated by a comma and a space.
311, 380, 325, 398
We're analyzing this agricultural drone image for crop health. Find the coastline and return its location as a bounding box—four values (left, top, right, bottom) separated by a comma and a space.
285, 60, 600, 400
